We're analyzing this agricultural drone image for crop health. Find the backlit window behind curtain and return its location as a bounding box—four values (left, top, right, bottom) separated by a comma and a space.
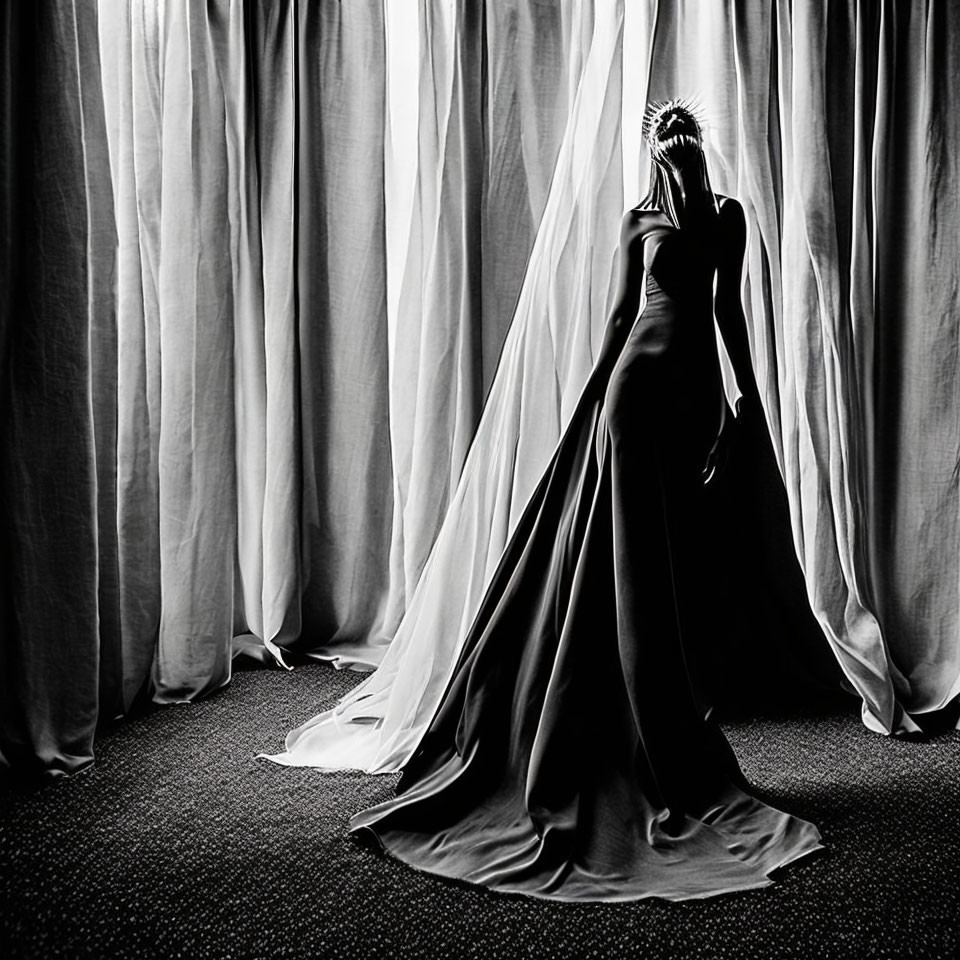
0, 0, 957, 777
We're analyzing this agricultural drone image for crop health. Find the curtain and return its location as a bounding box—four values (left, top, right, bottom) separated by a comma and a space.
371, 0, 585, 649
636, 0, 960, 733
1, 1, 115, 775
96, 0, 397, 692
1, 0, 958, 776
277, 0, 627, 773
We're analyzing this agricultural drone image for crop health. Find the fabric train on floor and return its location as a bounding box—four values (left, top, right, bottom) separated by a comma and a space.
348, 210, 822, 901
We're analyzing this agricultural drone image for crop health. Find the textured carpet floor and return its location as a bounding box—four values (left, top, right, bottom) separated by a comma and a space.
1, 661, 959, 960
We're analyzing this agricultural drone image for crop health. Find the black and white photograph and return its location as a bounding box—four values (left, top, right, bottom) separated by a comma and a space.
1, 2, 959, 958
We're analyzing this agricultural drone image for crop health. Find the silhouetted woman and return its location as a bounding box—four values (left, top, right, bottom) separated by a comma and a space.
349, 100, 822, 902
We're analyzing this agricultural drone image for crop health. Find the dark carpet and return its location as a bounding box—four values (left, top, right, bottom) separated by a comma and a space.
1, 661, 959, 960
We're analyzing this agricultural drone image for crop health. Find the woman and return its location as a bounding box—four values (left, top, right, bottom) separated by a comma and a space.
348, 100, 822, 902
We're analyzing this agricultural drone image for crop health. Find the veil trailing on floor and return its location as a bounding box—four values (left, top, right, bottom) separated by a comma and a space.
265, 4, 632, 772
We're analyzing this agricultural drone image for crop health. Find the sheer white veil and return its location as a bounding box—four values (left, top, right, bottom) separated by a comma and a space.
265, 1, 642, 771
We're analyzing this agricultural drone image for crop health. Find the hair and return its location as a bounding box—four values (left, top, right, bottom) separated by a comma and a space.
638, 98, 718, 228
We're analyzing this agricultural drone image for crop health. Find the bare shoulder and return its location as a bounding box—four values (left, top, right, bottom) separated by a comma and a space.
621, 206, 672, 244
715, 194, 746, 233
713, 195, 746, 261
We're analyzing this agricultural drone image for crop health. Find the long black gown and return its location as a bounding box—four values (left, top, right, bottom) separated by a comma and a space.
349, 208, 822, 902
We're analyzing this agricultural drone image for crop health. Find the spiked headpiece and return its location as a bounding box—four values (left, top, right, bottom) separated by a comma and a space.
641, 97, 706, 147
637, 96, 716, 226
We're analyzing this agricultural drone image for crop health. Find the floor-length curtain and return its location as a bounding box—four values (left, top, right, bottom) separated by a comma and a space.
0, 2, 115, 774
292, 2, 396, 661
99, 1, 241, 705
98, 0, 397, 692
867, 0, 960, 723
273, 0, 627, 773
634, 0, 960, 733
1, 1, 617, 775
353, 0, 588, 657
3, 0, 959, 776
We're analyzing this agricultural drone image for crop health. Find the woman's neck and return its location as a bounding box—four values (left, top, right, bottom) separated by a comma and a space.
666, 174, 711, 228
669, 162, 707, 207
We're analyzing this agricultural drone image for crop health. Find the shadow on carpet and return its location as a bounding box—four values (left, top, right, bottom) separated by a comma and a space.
1, 662, 959, 960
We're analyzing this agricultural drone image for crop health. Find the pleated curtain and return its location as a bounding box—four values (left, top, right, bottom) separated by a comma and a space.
1, 0, 957, 776
644, 0, 960, 733
375, 0, 582, 645
1, 2, 116, 773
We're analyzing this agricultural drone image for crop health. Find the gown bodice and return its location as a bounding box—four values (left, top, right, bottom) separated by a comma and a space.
608, 217, 729, 468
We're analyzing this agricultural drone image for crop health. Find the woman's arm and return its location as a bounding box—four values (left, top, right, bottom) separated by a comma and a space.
592, 210, 645, 380
714, 198, 760, 406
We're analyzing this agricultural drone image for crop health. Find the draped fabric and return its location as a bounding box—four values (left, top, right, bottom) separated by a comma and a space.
270, 1, 626, 772
99, 0, 397, 684
1, 2, 114, 775
640, 0, 960, 733
351, 233, 827, 898
1, 1, 958, 776
321, 0, 585, 663
272, 0, 960, 774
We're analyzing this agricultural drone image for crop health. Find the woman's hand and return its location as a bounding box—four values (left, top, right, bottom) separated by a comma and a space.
702, 392, 764, 486
733, 390, 766, 441
702, 409, 735, 486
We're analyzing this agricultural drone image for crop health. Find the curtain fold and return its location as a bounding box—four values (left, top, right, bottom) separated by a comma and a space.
243, 0, 301, 663
292, 2, 395, 661
0, 2, 112, 774
98, 0, 163, 715
2, 0, 958, 774
868, 0, 960, 716
365, 0, 583, 650
152, 2, 239, 701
